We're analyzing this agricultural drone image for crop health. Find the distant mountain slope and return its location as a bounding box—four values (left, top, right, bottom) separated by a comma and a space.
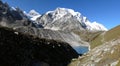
0, 26, 78, 66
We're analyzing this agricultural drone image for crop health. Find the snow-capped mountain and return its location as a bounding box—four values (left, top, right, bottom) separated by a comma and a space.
46, 7, 82, 21
26, 10, 43, 27
27, 10, 41, 21
0, 1, 89, 54
83, 17, 108, 31
34, 7, 107, 31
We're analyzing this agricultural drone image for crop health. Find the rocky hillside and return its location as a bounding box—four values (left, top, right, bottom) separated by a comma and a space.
0, 26, 79, 66
68, 25, 120, 66
13, 26, 89, 54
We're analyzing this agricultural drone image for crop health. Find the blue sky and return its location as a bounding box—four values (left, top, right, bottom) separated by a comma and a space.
2, 0, 120, 29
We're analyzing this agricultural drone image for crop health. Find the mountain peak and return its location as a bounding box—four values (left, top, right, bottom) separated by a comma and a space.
28, 9, 40, 17
27, 9, 41, 21
38, 7, 108, 31
55, 7, 81, 16
46, 7, 81, 17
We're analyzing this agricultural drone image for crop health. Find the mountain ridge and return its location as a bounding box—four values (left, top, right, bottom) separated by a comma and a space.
28, 7, 108, 31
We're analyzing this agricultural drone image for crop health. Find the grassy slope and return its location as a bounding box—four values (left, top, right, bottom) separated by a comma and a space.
68, 25, 120, 66
91, 25, 120, 49
117, 59, 120, 66
73, 30, 102, 42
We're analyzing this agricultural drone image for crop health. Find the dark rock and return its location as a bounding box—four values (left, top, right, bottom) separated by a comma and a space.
0, 26, 78, 66
0, 0, 40, 28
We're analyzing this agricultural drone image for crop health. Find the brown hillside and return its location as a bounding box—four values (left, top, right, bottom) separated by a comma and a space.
91, 25, 120, 49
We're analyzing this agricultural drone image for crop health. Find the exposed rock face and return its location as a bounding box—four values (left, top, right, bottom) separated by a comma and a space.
0, 26, 79, 66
